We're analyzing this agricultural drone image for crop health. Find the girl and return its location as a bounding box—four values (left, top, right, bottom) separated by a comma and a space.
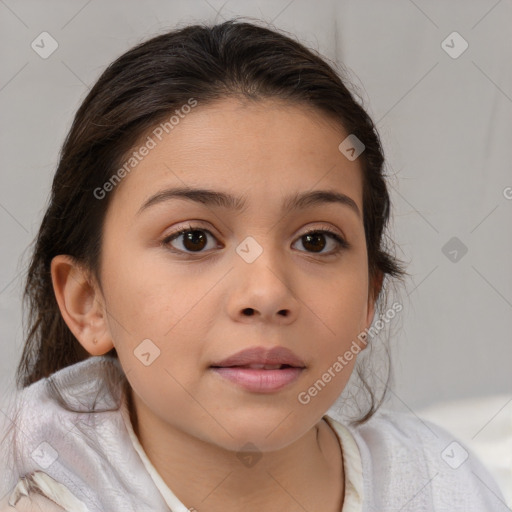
0, 18, 507, 512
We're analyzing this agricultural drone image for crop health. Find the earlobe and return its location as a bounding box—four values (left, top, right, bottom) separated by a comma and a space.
50, 255, 114, 356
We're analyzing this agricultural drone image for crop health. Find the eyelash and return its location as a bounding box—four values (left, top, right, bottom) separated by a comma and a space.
161, 223, 350, 257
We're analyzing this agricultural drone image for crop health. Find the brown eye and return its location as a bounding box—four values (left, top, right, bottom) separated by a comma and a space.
301, 232, 327, 253
181, 230, 208, 251
293, 229, 349, 255
163, 227, 217, 253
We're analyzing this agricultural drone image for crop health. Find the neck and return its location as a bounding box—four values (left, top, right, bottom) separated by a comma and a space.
127, 389, 344, 512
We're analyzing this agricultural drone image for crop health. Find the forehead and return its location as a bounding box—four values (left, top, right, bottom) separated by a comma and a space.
107, 97, 364, 218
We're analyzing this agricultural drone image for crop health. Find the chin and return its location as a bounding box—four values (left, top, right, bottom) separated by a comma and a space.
202, 410, 315, 453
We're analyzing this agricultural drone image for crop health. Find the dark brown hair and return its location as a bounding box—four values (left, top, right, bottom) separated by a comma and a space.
16, 17, 407, 426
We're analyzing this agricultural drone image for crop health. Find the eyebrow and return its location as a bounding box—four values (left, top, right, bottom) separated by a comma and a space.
136, 187, 361, 218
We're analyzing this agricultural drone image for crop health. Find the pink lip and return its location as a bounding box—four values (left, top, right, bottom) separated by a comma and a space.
211, 367, 303, 392
211, 346, 306, 368
210, 346, 306, 393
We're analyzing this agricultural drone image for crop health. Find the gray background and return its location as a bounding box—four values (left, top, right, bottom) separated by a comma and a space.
1, 0, 511, 418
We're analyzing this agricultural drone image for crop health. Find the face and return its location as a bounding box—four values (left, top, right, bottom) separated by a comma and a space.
94, 97, 375, 452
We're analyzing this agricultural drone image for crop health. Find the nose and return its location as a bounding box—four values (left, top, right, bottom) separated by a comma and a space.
228, 249, 299, 325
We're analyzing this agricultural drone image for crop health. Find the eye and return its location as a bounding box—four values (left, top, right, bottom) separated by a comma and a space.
162, 224, 219, 254
161, 224, 349, 256
292, 228, 349, 255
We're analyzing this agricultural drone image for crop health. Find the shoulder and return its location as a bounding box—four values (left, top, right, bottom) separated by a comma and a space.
332, 409, 509, 511
0, 357, 124, 499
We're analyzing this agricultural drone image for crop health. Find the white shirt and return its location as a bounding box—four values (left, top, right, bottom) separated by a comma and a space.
0, 356, 507, 511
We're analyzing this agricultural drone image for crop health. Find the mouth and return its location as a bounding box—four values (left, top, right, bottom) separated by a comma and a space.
210, 345, 306, 369
209, 346, 306, 393
210, 363, 298, 370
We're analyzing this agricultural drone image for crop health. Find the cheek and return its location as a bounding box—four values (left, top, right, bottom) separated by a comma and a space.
310, 264, 369, 337
101, 264, 210, 394
102, 246, 192, 337
303, 266, 368, 385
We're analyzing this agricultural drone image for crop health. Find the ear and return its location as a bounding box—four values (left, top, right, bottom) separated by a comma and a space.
368, 270, 383, 319
50, 255, 114, 356
361, 270, 384, 348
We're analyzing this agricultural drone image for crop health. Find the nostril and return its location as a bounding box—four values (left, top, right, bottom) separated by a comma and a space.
242, 308, 255, 316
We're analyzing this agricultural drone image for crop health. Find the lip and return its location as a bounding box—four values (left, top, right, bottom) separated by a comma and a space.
211, 367, 304, 393
211, 346, 306, 368
210, 346, 306, 393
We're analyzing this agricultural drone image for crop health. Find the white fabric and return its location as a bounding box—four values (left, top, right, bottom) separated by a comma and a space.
324, 417, 364, 511
0, 356, 508, 511
2, 471, 88, 511
418, 395, 512, 508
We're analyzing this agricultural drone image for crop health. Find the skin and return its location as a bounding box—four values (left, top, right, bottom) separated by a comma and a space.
51, 97, 381, 512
